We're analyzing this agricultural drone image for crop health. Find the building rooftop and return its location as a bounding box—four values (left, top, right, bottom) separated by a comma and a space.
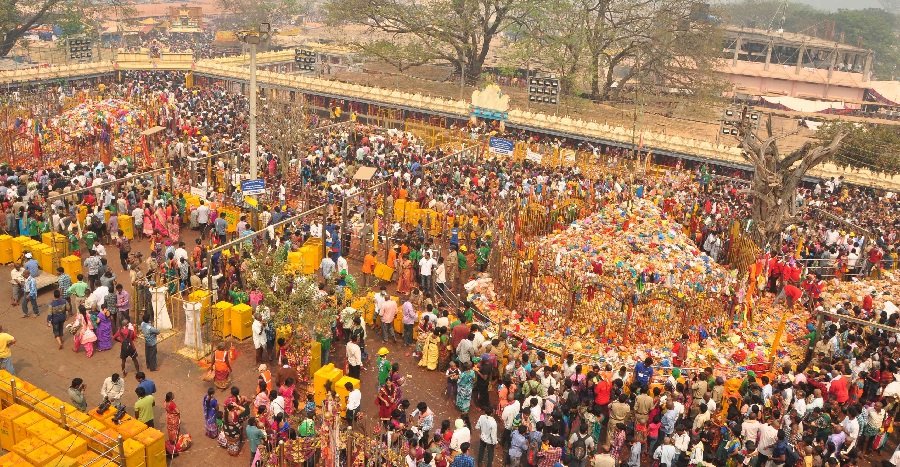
722, 25, 870, 53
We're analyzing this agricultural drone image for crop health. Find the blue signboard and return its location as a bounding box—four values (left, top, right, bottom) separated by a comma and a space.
240, 178, 266, 196
488, 137, 515, 157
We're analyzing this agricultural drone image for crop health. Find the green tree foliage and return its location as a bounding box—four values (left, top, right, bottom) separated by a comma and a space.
719, 1, 900, 78
323, 0, 541, 84
1, 0, 131, 58
241, 245, 337, 337
817, 122, 900, 175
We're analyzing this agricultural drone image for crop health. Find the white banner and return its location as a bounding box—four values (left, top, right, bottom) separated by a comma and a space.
525, 149, 543, 163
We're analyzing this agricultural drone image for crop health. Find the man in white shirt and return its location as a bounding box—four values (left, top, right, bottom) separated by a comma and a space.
196, 200, 210, 237
345, 381, 361, 426
653, 438, 678, 467
269, 393, 285, 418
741, 412, 762, 443
449, 418, 470, 452
756, 421, 779, 459
346, 335, 362, 379
672, 425, 690, 458
252, 314, 269, 364
418, 251, 437, 294
692, 404, 711, 431
475, 413, 498, 467
435, 257, 447, 294
501, 398, 521, 463
100, 373, 125, 407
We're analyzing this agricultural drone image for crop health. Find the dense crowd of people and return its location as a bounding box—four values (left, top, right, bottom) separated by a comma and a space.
0, 71, 898, 467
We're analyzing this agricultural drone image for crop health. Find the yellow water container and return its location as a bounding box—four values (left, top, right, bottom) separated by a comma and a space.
48, 456, 77, 467
132, 427, 165, 467
73, 452, 103, 466
405, 208, 421, 226
118, 214, 134, 239
313, 364, 343, 404
218, 207, 240, 233
61, 256, 82, 279
189, 289, 212, 321
373, 262, 394, 282
12, 411, 47, 445
122, 437, 145, 467
391, 296, 403, 334
230, 303, 253, 340
0, 404, 30, 450
394, 198, 406, 216
0, 452, 31, 467
308, 340, 322, 377
287, 250, 302, 269
334, 375, 360, 415
33, 396, 69, 424
98, 428, 121, 452
18, 386, 50, 409
0, 377, 14, 408
41, 232, 68, 257
24, 442, 60, 466
27, 419, 69, 445
87, 406, 116, 428
404, 201, 420, 221
11, 436, 45, 458
212, 301, 232, 338
62, 407, 91, 429
0, 235, 13, 264
22, 239, 41, 256
115, 418, 147, 439
54, 433, 88, 458
297, 245, 317, 275
74, 418, 111, 452
11, 236, 31, 261
31, 244, 52, 275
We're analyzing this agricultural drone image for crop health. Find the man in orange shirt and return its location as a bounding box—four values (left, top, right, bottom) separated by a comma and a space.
362, 250, 377, 289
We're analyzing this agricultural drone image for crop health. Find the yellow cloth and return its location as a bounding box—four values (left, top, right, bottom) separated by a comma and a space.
0, 333, 14, 358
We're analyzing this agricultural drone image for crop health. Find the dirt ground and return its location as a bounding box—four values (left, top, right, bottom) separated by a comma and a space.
0, 227, 482, 465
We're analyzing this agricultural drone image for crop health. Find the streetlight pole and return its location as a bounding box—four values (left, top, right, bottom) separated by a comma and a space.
249, 41, 258, 180
236, 23, 270, 182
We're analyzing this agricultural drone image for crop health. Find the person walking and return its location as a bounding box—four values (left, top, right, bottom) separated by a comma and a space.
140, 317, 159, 371
10, 263, 24, 307
380, 295, 398, 343
114, 319, 141, 376
56, 267, 72, 315
475, 413, 498, 467
20, 270, 38, 317
252, 313, 266, 364
66, 274, 89, 315
83, 251, 102, 289
402, 296, 416, 347
346, 335, 362, 379
47, 290, 68, 349
345, 381, 361, 426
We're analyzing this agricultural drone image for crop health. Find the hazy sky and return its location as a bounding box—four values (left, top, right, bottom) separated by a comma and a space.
794, 0, 884, 9
719, 0, 887, 11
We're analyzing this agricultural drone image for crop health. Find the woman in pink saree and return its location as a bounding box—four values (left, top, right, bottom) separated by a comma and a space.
166, 202, 180, 243
153, 205, 169, 238
142, 204, 154, 238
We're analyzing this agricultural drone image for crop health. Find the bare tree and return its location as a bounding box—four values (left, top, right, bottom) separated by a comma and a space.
738, 116, 847, 247
258, 92, 312, 177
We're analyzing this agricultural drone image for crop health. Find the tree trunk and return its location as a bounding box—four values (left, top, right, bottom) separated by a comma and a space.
590, 51, 601, 99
